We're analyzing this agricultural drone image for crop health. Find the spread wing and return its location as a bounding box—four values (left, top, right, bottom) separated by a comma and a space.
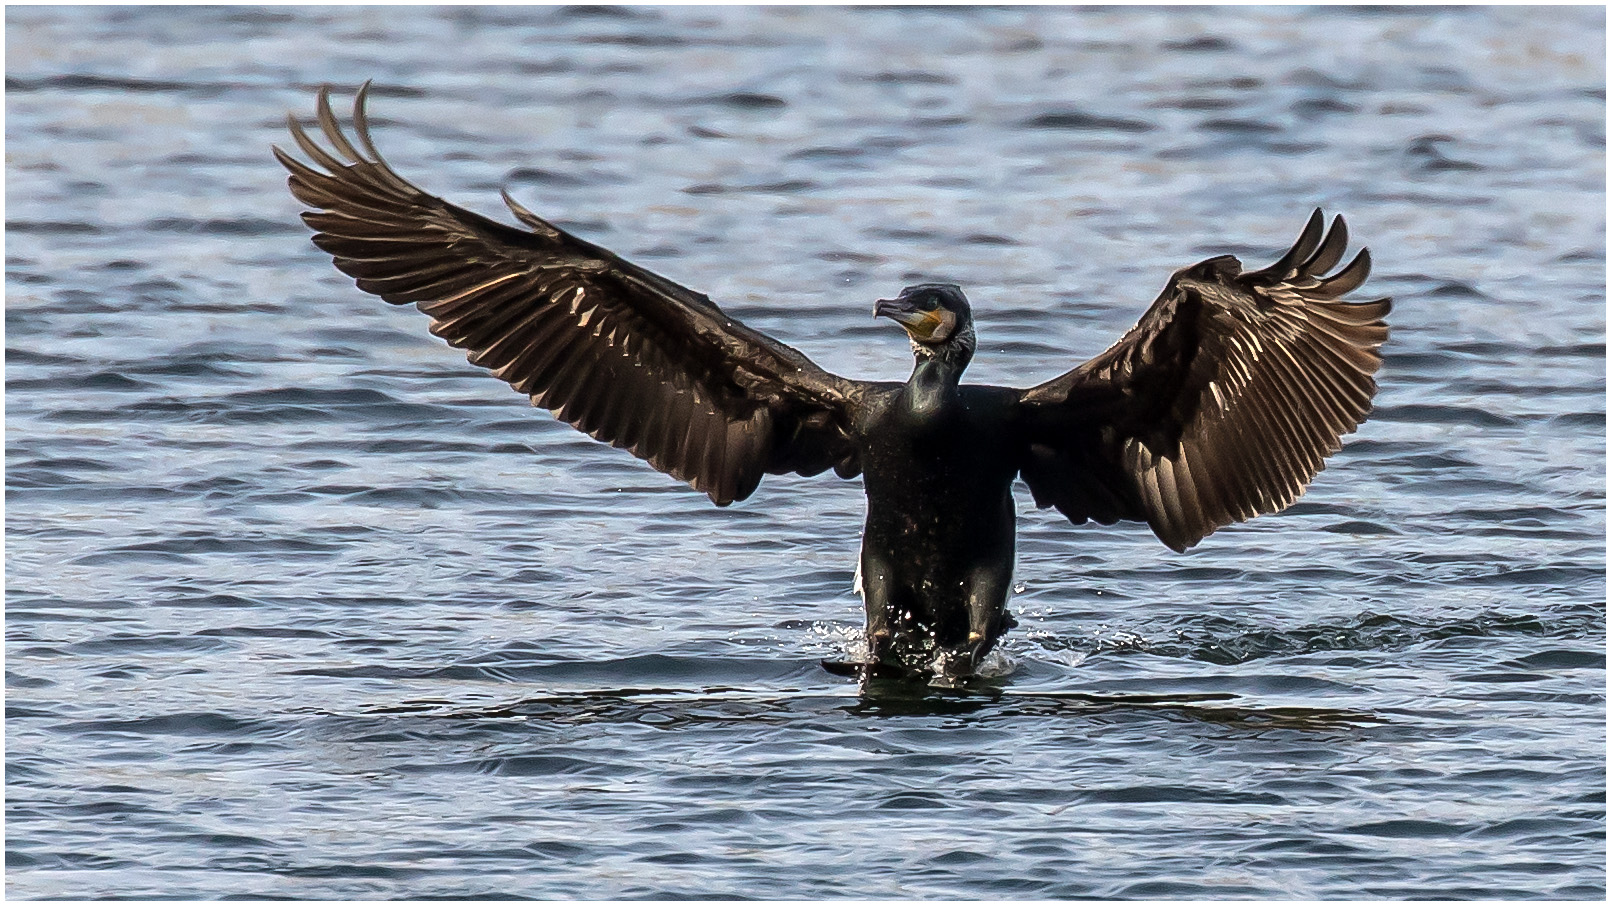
276, 84, 867, 505
1016, 210, 1390, 551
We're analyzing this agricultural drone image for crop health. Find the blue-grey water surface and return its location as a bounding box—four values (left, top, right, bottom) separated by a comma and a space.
6, 5, 1605, 899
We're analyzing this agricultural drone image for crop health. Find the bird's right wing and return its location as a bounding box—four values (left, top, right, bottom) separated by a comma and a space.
277, 85, 869, 505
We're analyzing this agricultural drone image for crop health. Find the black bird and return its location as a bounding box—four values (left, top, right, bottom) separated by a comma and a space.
277, 86, 1389, 680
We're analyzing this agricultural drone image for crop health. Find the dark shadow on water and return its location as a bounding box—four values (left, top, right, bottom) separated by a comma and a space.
846, 675, 1382, 728
349, 674, 1382, 732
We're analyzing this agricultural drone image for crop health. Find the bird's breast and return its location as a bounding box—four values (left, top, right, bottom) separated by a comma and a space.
858, 399, 1016, 541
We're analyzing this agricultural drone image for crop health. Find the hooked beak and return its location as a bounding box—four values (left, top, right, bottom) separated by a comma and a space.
874, 297, 954, 343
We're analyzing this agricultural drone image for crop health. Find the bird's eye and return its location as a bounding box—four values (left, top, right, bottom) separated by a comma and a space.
922, 295, 940, 310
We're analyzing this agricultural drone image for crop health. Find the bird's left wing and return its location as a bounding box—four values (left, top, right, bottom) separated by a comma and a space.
276, 85, 868, 505
1014, 210, 1390, 552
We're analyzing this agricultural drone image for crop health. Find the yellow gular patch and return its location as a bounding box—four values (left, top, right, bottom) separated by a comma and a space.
910, 308, 956, 343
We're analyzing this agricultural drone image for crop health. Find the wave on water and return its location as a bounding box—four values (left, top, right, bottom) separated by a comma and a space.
1026, 606, 1605, 666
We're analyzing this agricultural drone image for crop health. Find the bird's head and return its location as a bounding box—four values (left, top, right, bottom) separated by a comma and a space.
874, 283, 976, 366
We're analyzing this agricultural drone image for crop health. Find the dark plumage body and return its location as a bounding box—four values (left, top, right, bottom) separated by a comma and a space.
278, 86, 1390, 681
857, 378, 1022, 671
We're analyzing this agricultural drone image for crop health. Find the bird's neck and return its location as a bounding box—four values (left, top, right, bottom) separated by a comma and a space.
904, 347, 968, 417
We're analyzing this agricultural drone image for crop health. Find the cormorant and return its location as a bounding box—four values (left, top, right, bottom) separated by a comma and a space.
277, 86, 1389, 680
